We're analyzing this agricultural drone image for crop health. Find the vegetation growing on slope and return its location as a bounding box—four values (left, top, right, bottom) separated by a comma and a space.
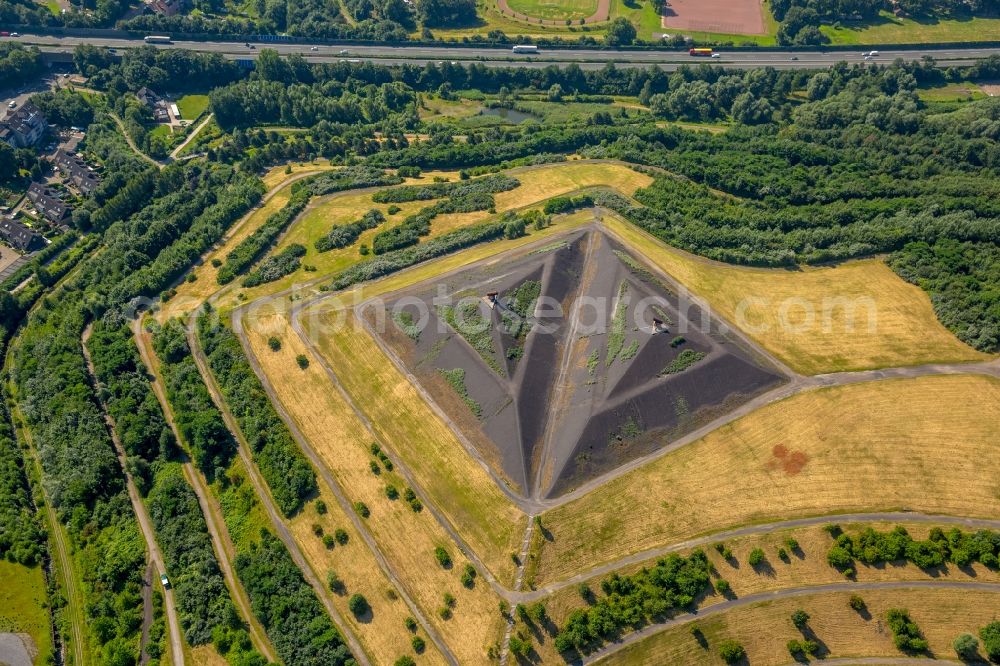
196, 308, 317, 517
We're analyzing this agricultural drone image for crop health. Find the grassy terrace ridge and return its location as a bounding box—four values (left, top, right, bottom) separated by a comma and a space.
596, 587, 1000, 665
240, 310, 503, 664
535, 374, 1000, 585
604, 215, 990, 375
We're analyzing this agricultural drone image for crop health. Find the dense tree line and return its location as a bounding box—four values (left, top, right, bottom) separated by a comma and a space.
827, 525, 1000, 574
196, 308, 317, 517
242, 243, 307, 287
153, 319, 238, 480
329, 215, 517, 290
371, 173, 520, 253
236, 530, 353, 665
0, 42, 43, 90
555, 551, 712, 655
0, 401, 44, 567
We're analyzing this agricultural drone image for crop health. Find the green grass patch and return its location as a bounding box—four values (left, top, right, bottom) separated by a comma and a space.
822, 10, 1000, 44
661, 349, 706, 375
620, 339, 640, 361
917, 82, 987, 102
605, 280, 628, 366
0, 560, 54, 664
506, 0, 598, 21
177, 94, 210, 120
438, 367, 482, 418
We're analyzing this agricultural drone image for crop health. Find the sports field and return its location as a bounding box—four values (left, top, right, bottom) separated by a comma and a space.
598, 588, 1000, 665
536, 374, 1000, 584
505, 0, 599, 21
605, 215, 989, 375
661, 0, 766, 34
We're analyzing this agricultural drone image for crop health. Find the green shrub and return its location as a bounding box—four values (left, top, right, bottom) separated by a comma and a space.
411, 636, 425, 654
348, 594, 369, 618
434, 546, 452, 568
748, 548, 765, 567
954, 633, 979, 660
267, 336, 281, 351
791, 609, 809, 629
354, 502, 370, 518
887, 608, 928, 652
979, 621, 1000, 661
295, 354, 309, 369
718, 639, 745, 664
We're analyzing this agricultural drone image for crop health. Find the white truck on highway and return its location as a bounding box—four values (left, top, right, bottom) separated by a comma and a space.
512, 45, 538, 54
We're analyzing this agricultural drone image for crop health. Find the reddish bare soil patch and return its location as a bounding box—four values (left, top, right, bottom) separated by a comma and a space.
661, 0, 766, 35
767, 444, 809, 475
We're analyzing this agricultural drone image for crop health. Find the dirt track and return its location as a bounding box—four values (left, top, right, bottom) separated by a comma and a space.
660, 0, 766, 35
131, 320, 278, 663
81, 324, 185, 666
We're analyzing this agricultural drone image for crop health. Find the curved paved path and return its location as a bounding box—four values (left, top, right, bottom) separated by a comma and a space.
583, 580, 1000, 664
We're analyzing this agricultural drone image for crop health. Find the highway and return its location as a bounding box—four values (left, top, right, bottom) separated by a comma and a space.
11, 31, 1000, 69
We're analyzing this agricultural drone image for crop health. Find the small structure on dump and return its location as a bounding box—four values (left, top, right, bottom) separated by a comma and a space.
485, 291, 499, 309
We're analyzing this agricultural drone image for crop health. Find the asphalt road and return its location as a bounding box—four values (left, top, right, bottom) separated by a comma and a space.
10, 32, 1000, 69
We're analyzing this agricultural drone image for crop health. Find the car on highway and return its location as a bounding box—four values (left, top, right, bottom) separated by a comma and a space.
310, 46, 318, 51
711, 53, 721, 58
790, 56, 799, 61
339, 49, 349, 55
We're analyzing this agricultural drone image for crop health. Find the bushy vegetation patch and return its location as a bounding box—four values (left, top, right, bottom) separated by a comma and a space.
315, 209, 385, 252
236, 531, 353, 665
887, 608, 928, 653
662, 350, 707, 375
242, 243, 307, 288
438, 367, 482, 417
439, 301, 503, 375
554, 551, 711, 655
605, 281, 629, 366
0, 403, 43, 567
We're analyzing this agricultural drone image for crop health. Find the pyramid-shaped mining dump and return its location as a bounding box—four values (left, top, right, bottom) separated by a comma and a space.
365, 225, 787, 498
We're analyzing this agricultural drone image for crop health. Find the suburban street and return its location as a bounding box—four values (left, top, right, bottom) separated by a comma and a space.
9, 32, 1000, 69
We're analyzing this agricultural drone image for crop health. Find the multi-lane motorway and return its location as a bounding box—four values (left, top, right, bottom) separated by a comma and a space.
11, 31, 1000, 69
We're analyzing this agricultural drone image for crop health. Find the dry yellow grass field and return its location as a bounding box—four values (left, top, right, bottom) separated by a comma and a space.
191, 645, 227, 666
243, 309, 508, 662
305, 306, 526, 576
599, 588, 1000, 665
525, 521, 1000, 664
288, 478, 444, 665
536, 374, 1000, 585
605, 215, 990, 374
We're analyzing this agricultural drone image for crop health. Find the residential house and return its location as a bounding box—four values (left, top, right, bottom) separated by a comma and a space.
136, 87, 170, 122
0, 217, 45, 253
27, 183, 70, 223
54, 150, 101, 195
0, 101, 47, 149
146, 0, 185, 15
